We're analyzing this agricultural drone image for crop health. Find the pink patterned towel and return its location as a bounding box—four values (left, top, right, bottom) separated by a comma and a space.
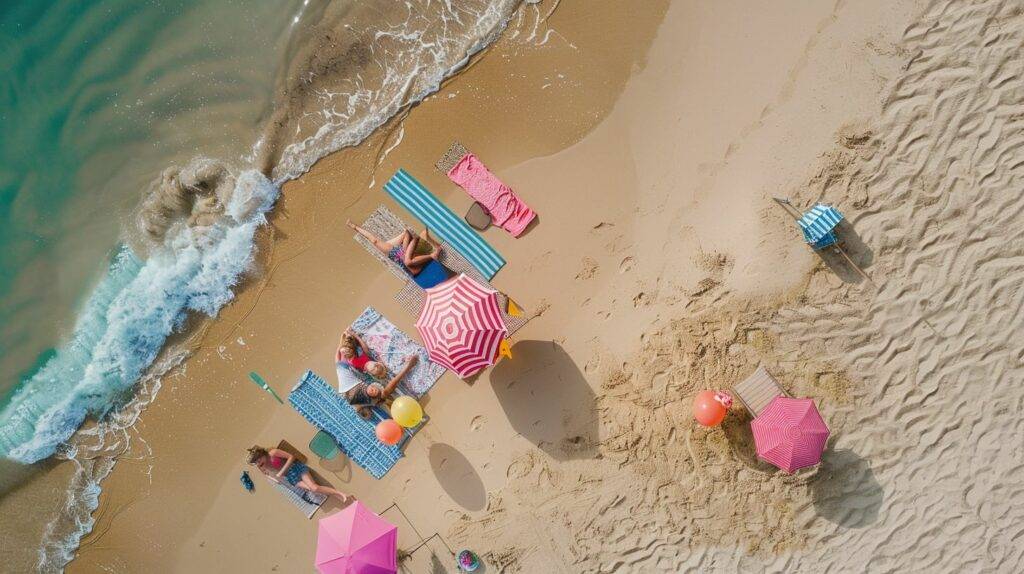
446, 153, 536, 237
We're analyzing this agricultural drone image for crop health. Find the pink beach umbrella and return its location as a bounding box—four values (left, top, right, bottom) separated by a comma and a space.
750, 396, 830, 473
415, 274, 508, 378
315, 501, 398, 574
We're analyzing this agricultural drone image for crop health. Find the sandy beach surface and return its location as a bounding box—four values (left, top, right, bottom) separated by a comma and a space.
6, 0, 1024, 571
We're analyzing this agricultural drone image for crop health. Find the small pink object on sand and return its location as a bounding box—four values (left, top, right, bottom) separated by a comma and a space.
714, 391, 733, 409
447, 152, 536, 237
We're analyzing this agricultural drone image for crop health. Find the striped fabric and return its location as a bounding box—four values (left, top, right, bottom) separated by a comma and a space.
271, 479, 327, 519
415, 274, 507, 378
384, 169, 505, 280
732, 365, 788, 417
798, 203, 843, 247
750, 396, 830, 473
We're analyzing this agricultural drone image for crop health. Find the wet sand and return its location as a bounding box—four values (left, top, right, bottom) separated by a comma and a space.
16, 0, 1024, 572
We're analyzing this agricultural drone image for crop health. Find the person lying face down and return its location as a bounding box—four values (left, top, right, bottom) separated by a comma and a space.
335, 328, 419, 418
246, 445, 351, 502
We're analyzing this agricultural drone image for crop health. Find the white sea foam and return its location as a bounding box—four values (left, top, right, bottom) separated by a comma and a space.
0, 170, 278, 464
7, 0, 533, 570
272, 0, 521, 184
35, 353, 179, 572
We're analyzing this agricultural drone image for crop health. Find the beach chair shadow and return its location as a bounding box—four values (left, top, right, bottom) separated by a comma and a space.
720, 410, 777, 472
816, 221, 874, 284
319, 495, 351, 515
489, 341, 598, 460
428, 443, 487, 511
810, 448, 883, 528
319, 449, 353, 483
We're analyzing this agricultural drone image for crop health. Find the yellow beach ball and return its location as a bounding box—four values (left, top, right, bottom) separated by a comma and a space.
391, 396, 424, 428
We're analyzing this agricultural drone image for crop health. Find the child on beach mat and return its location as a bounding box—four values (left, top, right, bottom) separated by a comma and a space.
336, 329, 419, 418
347, 219, 441, 277
246, 445, 351, 502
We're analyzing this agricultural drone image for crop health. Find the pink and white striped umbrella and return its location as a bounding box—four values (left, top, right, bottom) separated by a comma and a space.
750, 396, 829, 473
415, 274, 507, 378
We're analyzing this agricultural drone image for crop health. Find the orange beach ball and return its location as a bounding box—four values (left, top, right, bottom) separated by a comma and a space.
376, 419, 403, 445
693, 390, 728, 426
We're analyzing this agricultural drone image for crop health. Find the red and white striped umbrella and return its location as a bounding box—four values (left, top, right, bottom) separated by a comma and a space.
415, 274, 508, 378
750, 396, 829, 473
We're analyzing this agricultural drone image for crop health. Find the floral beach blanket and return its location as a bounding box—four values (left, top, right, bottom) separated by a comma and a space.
349, 306, 445, 397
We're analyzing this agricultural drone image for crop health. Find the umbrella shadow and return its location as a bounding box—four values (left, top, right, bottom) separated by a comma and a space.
489, 341, 598, 460
428, 443, 487, 511
816, 221, 874, 284
810, 448, 883, 528
720, 410, 779, 473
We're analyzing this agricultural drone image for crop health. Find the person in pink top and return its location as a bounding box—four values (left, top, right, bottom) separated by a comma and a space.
246, 445, 351, 502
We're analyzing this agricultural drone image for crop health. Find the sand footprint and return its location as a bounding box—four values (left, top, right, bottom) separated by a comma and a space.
506, 454, 535, 479
619, 256, 635, 273
470, 415, 487, 432
576, 257, 599, 280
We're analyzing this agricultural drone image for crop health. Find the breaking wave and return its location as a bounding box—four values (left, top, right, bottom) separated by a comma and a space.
0, 163, 278, 464
0, 0, 530, 570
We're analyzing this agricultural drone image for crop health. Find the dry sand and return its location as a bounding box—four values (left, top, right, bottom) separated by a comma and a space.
14, 0, 1024, 572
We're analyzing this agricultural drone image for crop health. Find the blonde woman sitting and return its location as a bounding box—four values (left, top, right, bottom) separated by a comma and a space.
336, 329, 418, 418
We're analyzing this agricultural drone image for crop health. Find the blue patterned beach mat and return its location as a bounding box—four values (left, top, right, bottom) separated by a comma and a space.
351, 306, 445, 397
383, 169, 505, 280
290, 371, 402, 479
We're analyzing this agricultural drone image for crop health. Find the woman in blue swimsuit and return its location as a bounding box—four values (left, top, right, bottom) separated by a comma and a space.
347, 219, 441, 276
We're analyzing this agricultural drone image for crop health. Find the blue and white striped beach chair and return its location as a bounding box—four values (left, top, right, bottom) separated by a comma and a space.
774, 197, 874, 285
383, 169, 505, 280
797, 204, 844, 250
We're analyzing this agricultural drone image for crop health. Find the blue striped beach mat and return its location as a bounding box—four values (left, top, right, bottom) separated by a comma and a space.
383, 169, 505, 280
271, 478, 327, 519
289, 371, 420, 479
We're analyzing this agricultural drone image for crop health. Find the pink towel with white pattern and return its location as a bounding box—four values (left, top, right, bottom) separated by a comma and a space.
446, 153, 536, 237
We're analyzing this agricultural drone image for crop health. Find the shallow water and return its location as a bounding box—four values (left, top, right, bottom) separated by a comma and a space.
0, 0, 311, 404
0, 0, 526, 570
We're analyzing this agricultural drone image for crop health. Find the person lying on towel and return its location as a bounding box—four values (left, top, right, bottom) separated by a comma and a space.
347, 219, 441, 276
246, 445, 351, 501
336, 329, 418, 418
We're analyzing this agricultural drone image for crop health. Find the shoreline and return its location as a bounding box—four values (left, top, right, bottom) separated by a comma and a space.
56, 1, 674, 571
65, 0, 894, 569
12, 0, 1024, 572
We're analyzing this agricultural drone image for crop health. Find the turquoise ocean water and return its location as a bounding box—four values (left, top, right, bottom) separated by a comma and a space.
0, 0, 525, 569
0, 0, 312, 461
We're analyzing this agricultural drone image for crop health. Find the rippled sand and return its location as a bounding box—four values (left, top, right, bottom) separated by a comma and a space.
25, 0, 1024, 572
454, 1, 1024, 571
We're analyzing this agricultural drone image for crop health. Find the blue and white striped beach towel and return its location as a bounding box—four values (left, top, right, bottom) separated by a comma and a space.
384, 169, 505, 280
289, 371, 402, 479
